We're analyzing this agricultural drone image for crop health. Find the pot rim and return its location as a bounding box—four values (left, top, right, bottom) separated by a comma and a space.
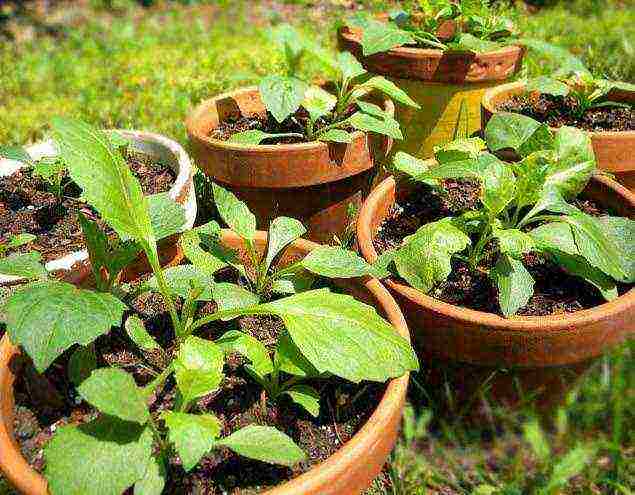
185, 86, 395, 153
0, 130, 197, 286
0, 230, 410, 495
357, 174, 635, 332
482, 80, 635, 140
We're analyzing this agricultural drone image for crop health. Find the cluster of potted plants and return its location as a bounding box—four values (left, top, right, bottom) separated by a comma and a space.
0, 1, 633, 494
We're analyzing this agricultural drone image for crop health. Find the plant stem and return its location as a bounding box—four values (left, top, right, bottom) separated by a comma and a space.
469, 223, 493, 269
191, 305, 269, 333
147, 248, 182, 337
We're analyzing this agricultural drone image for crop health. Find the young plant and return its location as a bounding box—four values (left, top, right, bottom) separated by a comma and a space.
383, 112, 634, 317
1, 118, 418, 493
229, 24, 419, 145
0, 234, 47, 281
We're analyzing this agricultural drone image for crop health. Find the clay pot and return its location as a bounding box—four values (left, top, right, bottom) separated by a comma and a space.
482, 81, 635, 192
0, 130, 197, 286
357, 173, 635, 407
186, 87, 394, 243
338, 20, 525, 159
0, 230, 410, 495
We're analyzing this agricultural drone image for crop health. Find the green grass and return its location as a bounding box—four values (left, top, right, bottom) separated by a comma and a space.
0, 1, 633, 494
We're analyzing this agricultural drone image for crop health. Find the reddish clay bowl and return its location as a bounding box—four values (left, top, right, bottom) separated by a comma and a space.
482, 81, 635, 192
186, 87, 394, 243
357, 173, 635, 368
0, 230, 410, 495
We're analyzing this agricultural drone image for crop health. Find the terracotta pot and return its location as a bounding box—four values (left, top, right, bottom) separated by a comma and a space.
186, 87, 394, 243
0, 230, 410, 495
338, 21, 525, 159
357, 173, 635, 407
0, 130, 197, 287
482, 81, 635, 192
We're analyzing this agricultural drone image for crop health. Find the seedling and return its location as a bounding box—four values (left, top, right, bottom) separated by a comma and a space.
229, 24, 420, 145
383, 112, 634, 317
1, 118, 418, 493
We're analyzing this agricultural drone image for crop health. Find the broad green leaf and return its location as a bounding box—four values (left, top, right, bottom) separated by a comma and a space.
490, 254, 535, 317
180, 226, 231, 276
360, 21, 415, 56
394, 220, 471, 293
215, 330, 273, 378
260, 288, 419, 383
265, 216, 306, 271
484, 112, 553, 158
530, 222, 578, 255
522, 419, 550, 463
518, 39, 590, 75
5, 281, 125, 372
229, 130, 302, 145
147, 192, 187, 240
302, 86, 336, 121
337, 51, 366, 81
598, 216, 635, 283
318, 129, 354, 143
494, 229, 534, 257
6, 233, 36, 249
526, 76, 570, 97
450, 33, 500, 53
434, 137, 486, 164
356, 100, 389, 119
546, 126, 595, 199
0, 252, 47, 280
393, 151, 430, 179
51, 118, 154, 251
174, 336, 225, 404
216, 425, 305, 466
0, 145, 32, 163
372, 248, 397, 279
301, 246, 373, 278
274, 333, 319, 378
144, 265, 215, 301
125, 315, 160, 351
77, 368, 149, 424
68, 345, 97, 386
545, 444, 596, 492
519, 186, 578, 226
45, 417, 153, 495
161, 412, 221, 472
513, 152, 551, 209
211, 282, 259, 313
282, 384, 320, 417
212, 183, 256, 242
480, 155, 516, 215
259, 75, 308, 123
32, 158, 65, 181
349, 112, 403, 140
269, 23, 305, 58
414, 158, 481, 182
358, 76, 419, 108
134, 455, 166, 495
271, 269, 315, 295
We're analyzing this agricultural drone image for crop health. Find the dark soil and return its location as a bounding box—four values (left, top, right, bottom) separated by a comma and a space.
498, 93, 635, 132
11, 276, 387, 494
373, 181, 632, 317
0, 151, 176, 262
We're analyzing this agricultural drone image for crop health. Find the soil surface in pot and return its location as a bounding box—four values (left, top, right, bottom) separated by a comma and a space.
10, 273, 389, 494
0, 151, 176, 263
498, 93, 635, 132
373, 180, 633, 316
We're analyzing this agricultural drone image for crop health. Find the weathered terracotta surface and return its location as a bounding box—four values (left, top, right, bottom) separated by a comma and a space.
186, 88, 394, 243
482, 81, 635, 192
0, 231, 410, 495
358, 174, 635, 368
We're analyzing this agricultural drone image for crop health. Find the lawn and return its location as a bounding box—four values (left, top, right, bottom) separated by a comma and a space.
0, 1, 633, 494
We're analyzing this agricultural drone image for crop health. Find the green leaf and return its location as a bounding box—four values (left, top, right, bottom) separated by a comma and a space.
134, 455, 166, 495
5, 281, 125, 372
519, 186, 578, 227
349, 111, 403, 140
265, 216, 306, 271
6, 233, 37, 249
0, 252, 47, 280
0, 145, 32, 164
545, 444, 596, 492
551, 250, 618, 301
301, 246, 374, 278
259, 75, 308, 123
394, 220, 471, 293
494, 229, 534, 257
274, 333, 319, 378
360, 21, 415, 56
490, 254, 535, 317
356, 100, 389, 119
318, 129, 354, 143
125, 315, 160, 351
480, 155, 516, 215
450, 33, 500, 53
518, 39, 590, 75
302, 86, 336, 121
180, 225, 231, 276
522, 419, 551, 463
260, 288, 418, 383
32, 158, 65, 181
513, 152, 551, 209
484, 112, 553, 158
174, 336, 225, 405
161, 412, 221, 472
414, 158, 482, 182
270, 23, 305, 58
45, 417, 153, 495
337, 51, 366, 81
212, 282, 260, 314
598, 216, 635, 283
216, 425, 305, 466
434, 137, 486, 164
212, 183, 256, 242
68, 345, 97, 386
282, 384, 320, 417
270, 269, 316, 294
51, 118, 155, 251
530, 221, 579, 255
215, 330, 273, 378
546, 126, 595, 199
393, 151, 430, 179
526, 76, 570, 97
358, 76, 420, 108
229, 130, 302, 145
144, 265, 215, 301
148, 192, 187, 240
77, 368, 149, 424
